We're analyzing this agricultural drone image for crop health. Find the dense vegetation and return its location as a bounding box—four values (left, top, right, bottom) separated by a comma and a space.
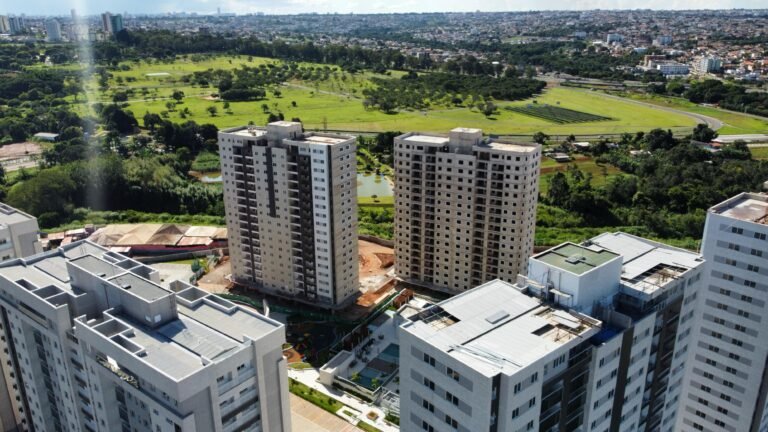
4, 154, 223, 228
541, 128, 767, 241
363, 71, 545, 113
684, 80, 768, 117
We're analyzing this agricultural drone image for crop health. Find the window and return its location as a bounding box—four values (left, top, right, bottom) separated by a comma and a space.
512, 408, 519, 419
423, 377, 435, 391
445, 391, 459, 406
732, 227, 743, 234
514, 383, 522, 394
423, 353, 436, 367
444, 415, 458, 429
422, 421, 435, 432
422, 400, 434, 413
529, 397, 536, 408
446, 367, 460, 381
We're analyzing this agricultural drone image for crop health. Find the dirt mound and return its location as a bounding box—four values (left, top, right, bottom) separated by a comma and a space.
375, 253, 394, 269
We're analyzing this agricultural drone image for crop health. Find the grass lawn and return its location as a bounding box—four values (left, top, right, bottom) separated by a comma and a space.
67, 55, 701, 136
163, 258, 198, 265
358, 196, 394, 206
623, 93, 768, 135
357, 422, 383, 432
288, 378, 344, 414
539, 156, 622, 195
750, 146, 768, 160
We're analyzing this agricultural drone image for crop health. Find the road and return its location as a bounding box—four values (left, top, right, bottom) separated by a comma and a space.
586, 90, 724, 131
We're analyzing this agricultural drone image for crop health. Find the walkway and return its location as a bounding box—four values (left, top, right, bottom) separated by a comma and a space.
290, 394, 361, 432
288, 368, 399, 432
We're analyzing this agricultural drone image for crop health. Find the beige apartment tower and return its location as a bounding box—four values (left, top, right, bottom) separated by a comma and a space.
219, 122, 359, 309
394, 128, 541, 293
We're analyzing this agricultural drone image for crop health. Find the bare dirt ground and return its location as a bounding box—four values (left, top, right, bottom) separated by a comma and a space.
358, 240, 394, 278
197, 257, 231, 293
0, 142, 42, 159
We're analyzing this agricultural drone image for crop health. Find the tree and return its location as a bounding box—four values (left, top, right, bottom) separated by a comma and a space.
691, 123, 717, 143
206, 106, 218, 117
547, 171, 570, 206
371, 377, 381, 389
273, 89, 282, 98
261, 103, 270, 113
533, 131, 550, 145
482, 102, 497, 118
171, 89, 185, 103
165, 101, 176, 112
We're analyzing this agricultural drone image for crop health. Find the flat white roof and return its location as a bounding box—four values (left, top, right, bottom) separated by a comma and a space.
589, 232, 704, 296
402, 280, 598, 376
712, 193, 768, 225
0, 203, 36, 226
403, 135, 450, 145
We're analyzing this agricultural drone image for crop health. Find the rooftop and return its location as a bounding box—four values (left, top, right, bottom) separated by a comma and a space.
293, 132, 353, 146
0, 202, 37, 226
403, 134, 450, 145
532, 243, 620, 275
588, 232, 703, 296
402, 279, 600, 376
0, 240, 283, 383
220, 126, 268, 138
711, 192, 768, 225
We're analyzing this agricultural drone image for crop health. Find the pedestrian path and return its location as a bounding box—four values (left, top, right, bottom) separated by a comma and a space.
288, 368, 399, 432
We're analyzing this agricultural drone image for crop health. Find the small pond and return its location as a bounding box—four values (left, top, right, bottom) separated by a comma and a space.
357, 173, 393, 198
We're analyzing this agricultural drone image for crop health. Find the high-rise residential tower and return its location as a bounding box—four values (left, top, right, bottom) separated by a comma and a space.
675, 192, 768, 432
219, 122, 358, 309
393, 128, 540, 294
399, 232, 705, 432
0, 203, 41, 262
45, 19, 62, 42
0, 240, 290, 432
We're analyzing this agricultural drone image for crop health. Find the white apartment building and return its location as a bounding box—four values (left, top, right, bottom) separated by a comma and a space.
45, 19, 62, 42
675, 192, 768, 432
219, 122, 358, 309
0, 240, 290, 432
393, 128, 540, 294
399, 232, 705, 432
698, 57, 723, 74
0, 203, 41, 262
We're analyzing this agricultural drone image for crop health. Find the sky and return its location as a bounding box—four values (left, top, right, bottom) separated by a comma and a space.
5, 0, 767, 16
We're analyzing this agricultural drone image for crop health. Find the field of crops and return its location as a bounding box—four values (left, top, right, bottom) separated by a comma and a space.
506, 104, 612, 124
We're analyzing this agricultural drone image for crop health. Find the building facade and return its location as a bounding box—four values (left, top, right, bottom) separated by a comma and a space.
399, 232, 705, 432
675, 193, 768, 432
0, 203, 41, 262
45, 19, 61, 42
0, 240, 290, 432
393, 128, 540, 294
219, 122, 358, 308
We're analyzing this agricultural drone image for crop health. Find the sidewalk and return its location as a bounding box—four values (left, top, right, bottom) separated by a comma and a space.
290, 394, 361, 432
288, 368, 399, 432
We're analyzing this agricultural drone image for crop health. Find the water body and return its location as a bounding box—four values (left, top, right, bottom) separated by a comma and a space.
357, 173, 393, 198
196, 172, 393, 198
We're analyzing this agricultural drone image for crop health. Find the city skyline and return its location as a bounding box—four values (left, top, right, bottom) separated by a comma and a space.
4, 0, 768, 17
